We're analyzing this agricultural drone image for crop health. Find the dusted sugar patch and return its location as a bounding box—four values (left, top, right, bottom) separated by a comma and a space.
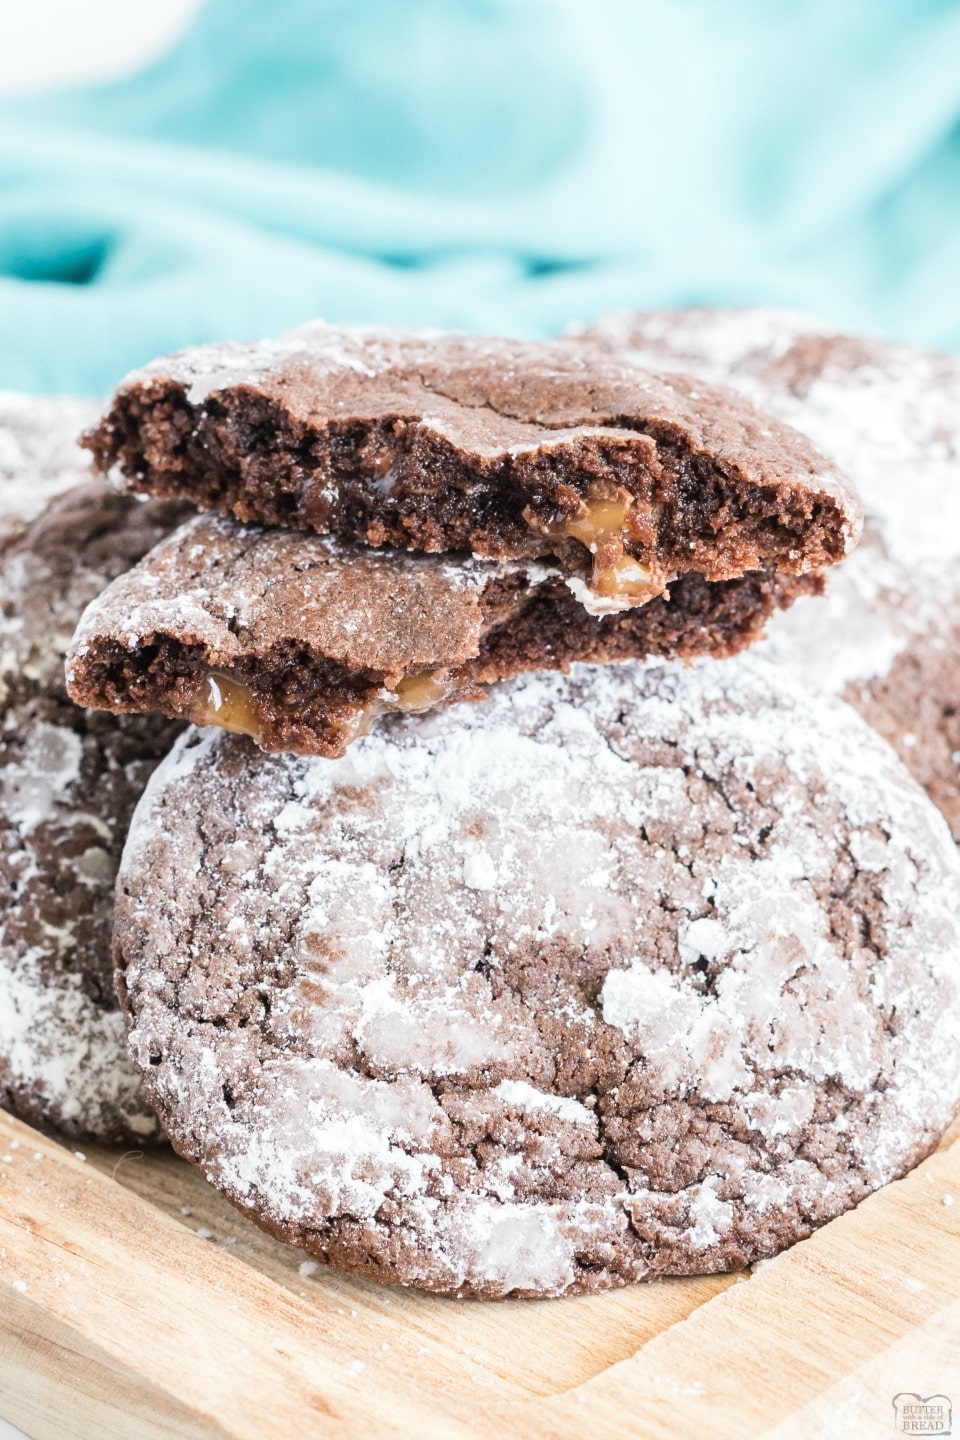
0, 391, 99, 550
0, 464, 186, 1144
83, 324, 860, 615
114, 658, 960, 1297
66, 512, 819, 756
584, 307, 960, 839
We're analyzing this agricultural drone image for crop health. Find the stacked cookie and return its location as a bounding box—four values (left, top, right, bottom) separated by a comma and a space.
3, 322, 960, 1299
67, 329, 856, 753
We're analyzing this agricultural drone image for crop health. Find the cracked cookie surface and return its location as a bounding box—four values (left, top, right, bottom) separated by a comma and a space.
0, 445, 186, 1142
585, 308, 960, 839
115, 657, 960, 1295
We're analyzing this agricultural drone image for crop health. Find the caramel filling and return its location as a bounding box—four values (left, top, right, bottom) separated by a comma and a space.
199, 673, 262, 738
593, 556, 663, 600
191, 666, 455, 751
526, 488, 670, 607
549, 496, 630, 550
390, 668, 452, 712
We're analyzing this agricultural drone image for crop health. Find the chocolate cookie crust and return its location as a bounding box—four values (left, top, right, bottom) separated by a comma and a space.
1, 468, 185, 1143
115, 660, 960, 1296
84, 325, 860, 614
66, 512, 818, 756
583, 308, 960, 838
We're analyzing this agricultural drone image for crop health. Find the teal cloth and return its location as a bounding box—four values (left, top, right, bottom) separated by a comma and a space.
2, 0, 960, 392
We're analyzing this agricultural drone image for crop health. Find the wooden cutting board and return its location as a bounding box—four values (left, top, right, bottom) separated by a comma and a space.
0, 1108, 957, 1440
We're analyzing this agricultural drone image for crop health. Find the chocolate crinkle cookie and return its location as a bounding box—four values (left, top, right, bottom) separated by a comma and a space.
584, 308, 960, 839
114, 658, 960, 1297
0, 451, 186, 1143
0, 390, 99, 549
65, 511, 819, 758
82, 325, 860, 616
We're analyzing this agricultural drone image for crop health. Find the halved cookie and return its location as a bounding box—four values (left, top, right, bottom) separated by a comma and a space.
66, 511, 819, 756
83, 325, 860, 615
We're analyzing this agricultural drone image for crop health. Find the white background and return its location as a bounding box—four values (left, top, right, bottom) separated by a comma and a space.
0, 0, 201, 98
0, 11, 202, 1440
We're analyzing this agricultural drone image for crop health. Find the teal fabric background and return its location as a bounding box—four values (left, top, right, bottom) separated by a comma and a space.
2, 0, 960, 392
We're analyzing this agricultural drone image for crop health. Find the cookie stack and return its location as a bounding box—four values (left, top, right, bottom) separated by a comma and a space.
66, 329, 855, 754
3, 320, 960, 1299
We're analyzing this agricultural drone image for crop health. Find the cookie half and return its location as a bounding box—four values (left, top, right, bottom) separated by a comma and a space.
65, 512, 818, 756
114, 659, 960, 1295
1, 450, 185, 1143
83, 325, 859, 615
584, 308, 960, 838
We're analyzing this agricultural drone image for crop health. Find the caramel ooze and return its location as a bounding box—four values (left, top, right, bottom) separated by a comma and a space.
531, 488, 670, 603
197, 666, 453, 745
392, 669, 452, 710
202, 673, 261, 738
554, 495, 630, 549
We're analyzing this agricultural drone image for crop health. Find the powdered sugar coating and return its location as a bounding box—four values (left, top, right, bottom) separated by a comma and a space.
0, 470, 185, 1143
116, 657, 960, 1296
0, 392, 99, 549
584, 309, 960, 837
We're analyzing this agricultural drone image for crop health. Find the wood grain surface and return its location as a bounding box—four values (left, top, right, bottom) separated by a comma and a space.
0, 1110, 957, 1439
